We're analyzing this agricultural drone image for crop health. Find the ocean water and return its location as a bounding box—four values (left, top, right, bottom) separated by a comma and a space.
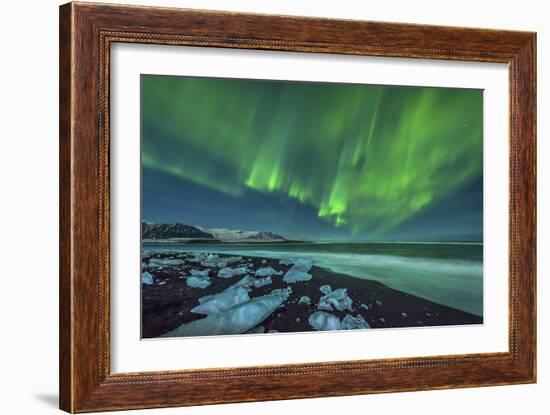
143, 242, 483, 317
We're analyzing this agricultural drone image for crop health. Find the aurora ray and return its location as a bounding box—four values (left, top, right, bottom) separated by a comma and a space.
141, 75, 483, 241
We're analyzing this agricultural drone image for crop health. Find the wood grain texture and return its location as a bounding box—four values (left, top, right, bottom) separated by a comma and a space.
59, 2, 537, 412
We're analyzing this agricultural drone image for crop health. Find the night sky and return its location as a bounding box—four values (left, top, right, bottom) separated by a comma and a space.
141, 75, 483, 241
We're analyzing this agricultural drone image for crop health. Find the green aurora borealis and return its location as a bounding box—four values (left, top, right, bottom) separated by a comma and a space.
142, 75, 483, 241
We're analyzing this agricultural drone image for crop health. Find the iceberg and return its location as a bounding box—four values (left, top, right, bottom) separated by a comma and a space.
162, 288, 291, 337
341, 314, 370, 330
253, 276, 272, 288
308, 311, 341, 331
320, 284, 332, 295
187, 253, 207, 263
298, 295, 311, 305
224, 256, 243, 264
198, 275, 255, 304
191, 287, 250, 315
317, 286, 353, 312
141, 272, 154, 285
283, 258, 313, 283
271, 287, 292, 298
200, 254, 236, 268
218, 266, 248, 279
255, 267, 282, 277
190, 269, 210, 278
149, 258, 185, 266
186, 276, 212, 289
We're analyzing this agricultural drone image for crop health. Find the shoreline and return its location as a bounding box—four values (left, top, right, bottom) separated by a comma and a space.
141, 251, 482, 338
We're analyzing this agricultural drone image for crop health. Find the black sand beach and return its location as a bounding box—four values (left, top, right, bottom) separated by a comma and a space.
141, 252, 482, 338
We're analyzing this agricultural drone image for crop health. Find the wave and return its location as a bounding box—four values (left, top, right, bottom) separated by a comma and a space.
143, 243, 483, 316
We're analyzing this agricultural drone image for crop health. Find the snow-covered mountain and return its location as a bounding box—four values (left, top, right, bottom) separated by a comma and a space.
197, 226, 286, 242
142, 222, 286, 242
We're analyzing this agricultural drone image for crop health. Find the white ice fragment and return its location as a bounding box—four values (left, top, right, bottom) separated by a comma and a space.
190, 269, 210, 278
191, 287, 250, 315
375, 300, 383, 306
318, 288, 353, 312
224, 256, 242, 264
186, 276, 212, 289
141, 272, 154, 285
298, 295, 311, 305
198, 275, 255, 304
200, 254, 229, 268
149, 258, 185, 266
162, 290, 290, 337
270, 287, 292, 299
217, 266, 248, 279
308, 311, 341, 331
187, 253, 207, 263
360, 303, 369, 310
255, 267, 282, 277
253, 276, 272, 288
320, 285, 332, 295
283, 259, 313, 283
341, 314, 370, 330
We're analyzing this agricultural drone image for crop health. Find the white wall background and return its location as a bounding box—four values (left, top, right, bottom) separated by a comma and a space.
0, 0, 546, 414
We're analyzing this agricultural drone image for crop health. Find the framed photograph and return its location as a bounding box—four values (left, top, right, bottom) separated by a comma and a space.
59, 2, 536, 412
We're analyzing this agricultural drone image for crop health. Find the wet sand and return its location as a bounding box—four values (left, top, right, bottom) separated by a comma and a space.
141, 252, 482, 338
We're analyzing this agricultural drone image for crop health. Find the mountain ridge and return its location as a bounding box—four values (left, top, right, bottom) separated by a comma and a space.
142, 222, 286, 242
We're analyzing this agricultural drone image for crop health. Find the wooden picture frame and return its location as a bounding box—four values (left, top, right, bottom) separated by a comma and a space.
59, 2, 536, 412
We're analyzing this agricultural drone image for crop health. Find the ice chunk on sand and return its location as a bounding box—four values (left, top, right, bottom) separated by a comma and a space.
253, 276, 272, 288
191, 287, 250, 315
283, 258, 313, 283
149, 258, 185, 266
218, 266, 248, 279
190, 269, 210, 278
162, 289, 290, 337
187, 253, 207, 263
255, 267, 282, 277
225, 256, 242, 264
141, 272, 154, 285
341, 314, 370, 330
298, 295, 311, 305
186, 276, 212, 289
320, 285, 332, 295
200, 254, 239, 268
318, 287, 353, 312
308, 311, 341, 331
198, 275, 255, 304
271, 287, 292, 299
